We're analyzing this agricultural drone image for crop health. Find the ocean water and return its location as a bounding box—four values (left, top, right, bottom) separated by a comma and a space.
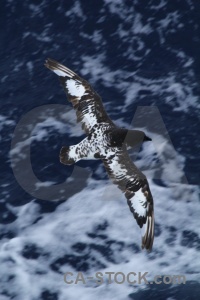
1, 0, 200, 299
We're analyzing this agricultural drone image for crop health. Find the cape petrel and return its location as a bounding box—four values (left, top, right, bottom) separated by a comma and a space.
45, 58, 154, 251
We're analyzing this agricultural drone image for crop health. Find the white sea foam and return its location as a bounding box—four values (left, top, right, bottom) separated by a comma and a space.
1, 0, 200, 299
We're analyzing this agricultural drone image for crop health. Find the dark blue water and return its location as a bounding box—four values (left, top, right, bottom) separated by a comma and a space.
1, 1, 200, 299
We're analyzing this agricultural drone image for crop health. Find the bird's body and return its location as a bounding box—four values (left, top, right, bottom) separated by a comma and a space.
45, 58, 154, 251
60, 123, 117, 164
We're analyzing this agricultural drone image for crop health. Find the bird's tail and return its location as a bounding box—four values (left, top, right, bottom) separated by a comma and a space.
59, 146, 75, 165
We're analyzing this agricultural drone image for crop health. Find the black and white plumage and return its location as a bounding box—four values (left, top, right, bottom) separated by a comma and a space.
45, 58, 154, 251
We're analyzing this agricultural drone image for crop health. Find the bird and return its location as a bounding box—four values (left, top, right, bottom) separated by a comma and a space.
44, 58, 154, 251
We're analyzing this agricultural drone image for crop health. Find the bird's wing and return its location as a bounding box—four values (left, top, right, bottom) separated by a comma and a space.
45, 58, 114, 135
103, 147, 154, 251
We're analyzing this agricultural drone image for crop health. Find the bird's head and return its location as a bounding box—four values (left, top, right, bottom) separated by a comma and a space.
125, 130, 152, 148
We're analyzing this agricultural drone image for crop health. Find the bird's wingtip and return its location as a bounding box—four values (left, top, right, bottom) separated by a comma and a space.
141, 209, 154, 251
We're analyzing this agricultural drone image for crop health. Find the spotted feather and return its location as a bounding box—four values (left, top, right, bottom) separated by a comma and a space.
45, 58, 114, 134
45, 59, 155, 251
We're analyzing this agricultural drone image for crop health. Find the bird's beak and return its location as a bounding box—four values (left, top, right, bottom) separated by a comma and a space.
144, 135, 152, 142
